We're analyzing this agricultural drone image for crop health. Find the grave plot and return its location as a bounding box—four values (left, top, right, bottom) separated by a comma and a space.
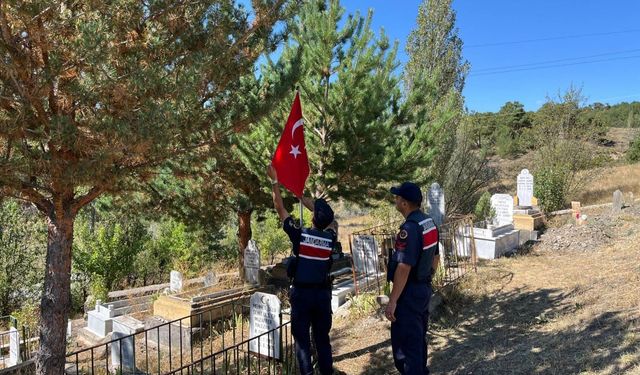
66, 292, 297, 375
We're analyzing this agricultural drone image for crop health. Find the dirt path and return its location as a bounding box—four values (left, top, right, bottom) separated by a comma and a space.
331, 210, 640, 374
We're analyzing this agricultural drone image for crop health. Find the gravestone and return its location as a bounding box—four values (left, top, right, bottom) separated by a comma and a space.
351, 235, 379, 275
8, 327, 21, 366
110, 316, 144, 373
249, 292, 281, 359
170, 270, 183, 292
516, 169, 534, 207
244, 240, 261, 285
490, 194, 514, 226
110, 331, 136, 373
204, 271, 217, 287
428, 182, 445, 226
67, 319, 72, 339
87, 300, 115, 337
612, 190, 623, 214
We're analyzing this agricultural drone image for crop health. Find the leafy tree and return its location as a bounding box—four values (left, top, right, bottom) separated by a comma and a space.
531, 87, 601, 211
403, 0, 492, 216
0, 200, 46, 316
0, 1, 292, 372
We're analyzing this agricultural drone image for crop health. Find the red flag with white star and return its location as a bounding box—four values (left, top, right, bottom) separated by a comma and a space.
271, 92, 310, 197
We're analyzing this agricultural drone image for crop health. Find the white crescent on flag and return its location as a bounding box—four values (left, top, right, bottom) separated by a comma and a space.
291, 118, 304, 137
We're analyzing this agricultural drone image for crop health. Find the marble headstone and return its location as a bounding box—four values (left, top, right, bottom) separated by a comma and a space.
244, 240, 261, 285
351, 235, 379, 275
428, 182, 445, 226
8, 327, 21, 366
490, 194, 514, 226
516, 169, 534, 207
249, 292, 281, 359
170, 270, 183, 292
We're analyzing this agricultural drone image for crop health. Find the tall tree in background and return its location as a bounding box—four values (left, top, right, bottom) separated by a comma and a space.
239, 0, 403, 203
404, 0, 468, 97
404, 0, 492, 215
0, 1, 292, 372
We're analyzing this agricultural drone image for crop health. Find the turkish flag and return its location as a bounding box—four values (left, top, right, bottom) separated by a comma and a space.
271, 92, 310, 197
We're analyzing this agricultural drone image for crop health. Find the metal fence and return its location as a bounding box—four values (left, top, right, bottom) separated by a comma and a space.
65, 297, 290, 375
348, 215, 477, 295
164, 321, 296, 375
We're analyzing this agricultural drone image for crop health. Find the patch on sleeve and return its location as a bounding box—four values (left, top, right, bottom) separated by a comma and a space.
399, 229, 408, 239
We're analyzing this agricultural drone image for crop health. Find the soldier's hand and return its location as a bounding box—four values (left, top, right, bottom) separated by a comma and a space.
385, 300, 397, 322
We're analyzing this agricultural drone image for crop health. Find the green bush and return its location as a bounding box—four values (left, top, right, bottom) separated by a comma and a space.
534, 167, 568, 213
627, 134, 640, 162
473, 191, 493, 222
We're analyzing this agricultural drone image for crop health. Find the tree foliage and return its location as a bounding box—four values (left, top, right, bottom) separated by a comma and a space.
239, 0, 403, 202
0, 200, 45, 316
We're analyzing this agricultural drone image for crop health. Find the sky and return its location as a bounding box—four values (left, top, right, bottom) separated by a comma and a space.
341, 0, 640, 112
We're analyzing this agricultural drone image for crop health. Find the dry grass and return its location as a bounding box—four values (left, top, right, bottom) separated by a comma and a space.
575, 163, 640, 205
330, 217, 640, 374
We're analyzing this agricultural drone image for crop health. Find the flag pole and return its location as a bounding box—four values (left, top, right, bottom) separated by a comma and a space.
300, 198, 304, 228
296, 85, 304, 229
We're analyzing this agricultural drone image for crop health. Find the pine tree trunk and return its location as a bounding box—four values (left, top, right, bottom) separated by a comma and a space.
237, 209, 253, 281
36, 212, 74, 375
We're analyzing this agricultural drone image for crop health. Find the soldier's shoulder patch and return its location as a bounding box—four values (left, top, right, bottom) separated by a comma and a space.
399, 229, 408, 239
291, 220, 301, 229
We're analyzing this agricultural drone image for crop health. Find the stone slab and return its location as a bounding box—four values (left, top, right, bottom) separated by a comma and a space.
87, 310, 113, 338
513, 212, 545, 231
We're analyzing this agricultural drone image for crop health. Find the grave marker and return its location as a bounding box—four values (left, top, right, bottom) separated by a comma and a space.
8, 327, 21, 366
612, 190, 623, 214
249, 292, 281, 359
428, 182, 445, 226
517, 169, 534, 207
490, 194, 514, 226
244, 240, 261, 285
351, 235, 379, 275
170, 270, 183, 292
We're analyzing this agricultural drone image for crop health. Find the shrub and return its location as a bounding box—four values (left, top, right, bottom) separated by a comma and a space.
473, 191, 493, 222
534, 167, 568, 213
627, 133, 640, 162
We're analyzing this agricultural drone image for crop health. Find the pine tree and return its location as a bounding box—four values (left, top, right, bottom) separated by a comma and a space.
0, 1, 292, 372
239, 0, 404, 203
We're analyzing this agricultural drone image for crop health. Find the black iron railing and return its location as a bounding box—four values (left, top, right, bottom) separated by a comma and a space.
65, 296, 270, 374
163, 320, 296, 375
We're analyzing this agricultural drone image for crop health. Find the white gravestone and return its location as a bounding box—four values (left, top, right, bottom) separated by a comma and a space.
490, 194, 514, 226
8, 327, 21, 366
351, 235, 379, 275
428, 182, 445, 226
249, 292, 281, 359
67, 319, 72, 339
517, 169, 534, 207
244, 240, 261, 285
87, 300, 115, 337
110, 316, 145, 373
170, 270, 183, 292
204, 271, 217, 287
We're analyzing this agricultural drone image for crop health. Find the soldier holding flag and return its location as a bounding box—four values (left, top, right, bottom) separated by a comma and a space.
268, 92, 339, 375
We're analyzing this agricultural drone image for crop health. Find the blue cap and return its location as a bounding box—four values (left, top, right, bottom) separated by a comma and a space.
313, 199, 334, 229
390, 182, 423, 205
